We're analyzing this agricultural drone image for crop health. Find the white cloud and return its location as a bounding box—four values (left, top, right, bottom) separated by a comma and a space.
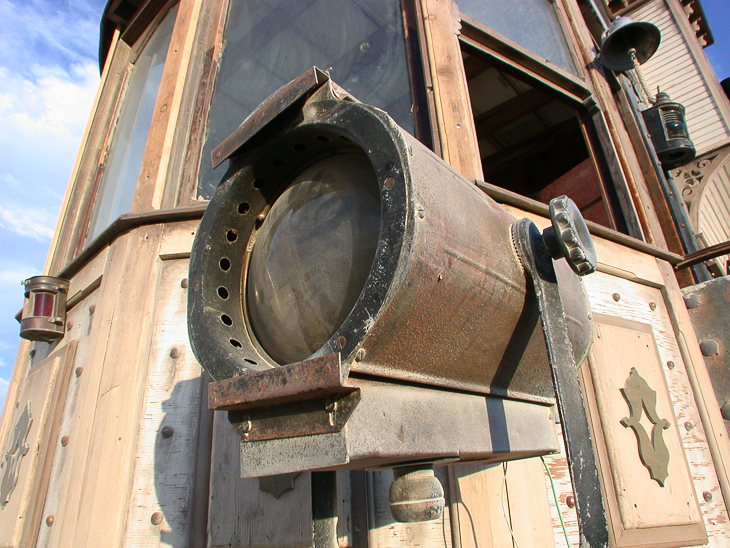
0, 206, 55, 242
0, 378, 9, 409
0, 63, 98, 146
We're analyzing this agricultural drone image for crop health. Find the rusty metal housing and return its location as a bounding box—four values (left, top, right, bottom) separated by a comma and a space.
187, 69, 593, 476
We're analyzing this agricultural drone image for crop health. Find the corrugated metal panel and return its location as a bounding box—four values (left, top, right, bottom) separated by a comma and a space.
631, 1, 730, 154
697, 158, 730, 271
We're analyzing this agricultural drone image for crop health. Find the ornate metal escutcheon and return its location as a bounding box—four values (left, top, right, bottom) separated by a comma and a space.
620, 368, 671, 486
0, 402, 33, 508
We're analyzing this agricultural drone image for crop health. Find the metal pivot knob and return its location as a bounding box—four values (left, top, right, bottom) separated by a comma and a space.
542, 196, 597, 276
388, 464, 445, 523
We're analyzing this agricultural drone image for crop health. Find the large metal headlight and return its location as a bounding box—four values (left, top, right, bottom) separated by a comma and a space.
188, 69, 593, 485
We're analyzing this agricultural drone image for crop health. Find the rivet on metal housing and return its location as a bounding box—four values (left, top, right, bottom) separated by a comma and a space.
700, 339, 719, 356
181, 278, 188, 289
566, 494, 576, 508
666, 361, 675, 370
703, 491, 713, 502
151, 511, 164, 526
612, 293, 621, 302
649, 302, 657, 311
170, 347, 181, 359
46, 515, 54, 527
684, 422, 693, 431
75, 367, 83, 377
161, 426, 174, 438
721, 402, 730, 421
60, 436, 69, 447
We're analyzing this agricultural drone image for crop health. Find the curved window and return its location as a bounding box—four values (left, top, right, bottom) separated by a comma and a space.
87, 5, 178, 241
197, 0, 415, 199
459, 0, 577, 76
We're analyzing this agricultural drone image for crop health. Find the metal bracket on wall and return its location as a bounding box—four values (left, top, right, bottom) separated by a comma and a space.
511, 197, 609, 548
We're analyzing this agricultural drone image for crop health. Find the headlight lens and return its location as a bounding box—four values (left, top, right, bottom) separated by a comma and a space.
246, 153, 381, 364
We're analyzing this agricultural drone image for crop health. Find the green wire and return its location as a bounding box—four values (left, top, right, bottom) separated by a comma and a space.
541, 455, 572, 547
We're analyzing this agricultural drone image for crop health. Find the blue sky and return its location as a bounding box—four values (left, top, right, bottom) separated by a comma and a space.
0, 0, 728, 406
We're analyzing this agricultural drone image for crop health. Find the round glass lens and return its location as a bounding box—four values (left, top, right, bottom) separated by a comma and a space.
247, 153, 381, 364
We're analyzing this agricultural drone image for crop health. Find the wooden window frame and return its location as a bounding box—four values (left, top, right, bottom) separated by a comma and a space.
457, 11, 634, 233
179, 0, 433, 206
47, 0, 204, 274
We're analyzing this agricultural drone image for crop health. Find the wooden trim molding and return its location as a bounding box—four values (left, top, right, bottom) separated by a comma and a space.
418, 0, 482, 180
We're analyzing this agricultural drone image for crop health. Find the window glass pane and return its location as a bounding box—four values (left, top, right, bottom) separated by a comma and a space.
197, 0, 414, 200
459, 0, 577, 75
87, 5, 178, 241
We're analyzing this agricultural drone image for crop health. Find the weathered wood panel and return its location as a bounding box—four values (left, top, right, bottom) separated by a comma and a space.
419, 0, 483, 180
207, 413, 313, 548
124, 258, 210, 547
0, 343, 76, 548
36, 289, 100, 548
580, 270, 730, 546
370, 467, 453, 547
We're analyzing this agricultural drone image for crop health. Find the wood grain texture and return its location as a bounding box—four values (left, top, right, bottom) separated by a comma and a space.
207, 412, 313, 548
658, 259, 730, 520
41, 232, 131, 547
124, 258, 210, 547
582, 270, 730, 546
0, 343, 76, 548
585, 313, 706, 547
132, 0, 200, 212
36, 291, 100, 548
419, 0, 483, 180
369, 467, 453, 547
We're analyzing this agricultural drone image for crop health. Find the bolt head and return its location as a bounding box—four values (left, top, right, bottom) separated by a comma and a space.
700, 339, 720, 357
161, 425, 174, 438
721, 402, 730, 421
684, 293, 700, 309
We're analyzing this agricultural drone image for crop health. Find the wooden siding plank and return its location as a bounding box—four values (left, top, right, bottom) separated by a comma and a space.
419, 0, 483, 180
124, 258, 210, 547
44, 232, 133, 546
71, 226, 164, 547
207, 413, 313, 548
36, 292, 100, 548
